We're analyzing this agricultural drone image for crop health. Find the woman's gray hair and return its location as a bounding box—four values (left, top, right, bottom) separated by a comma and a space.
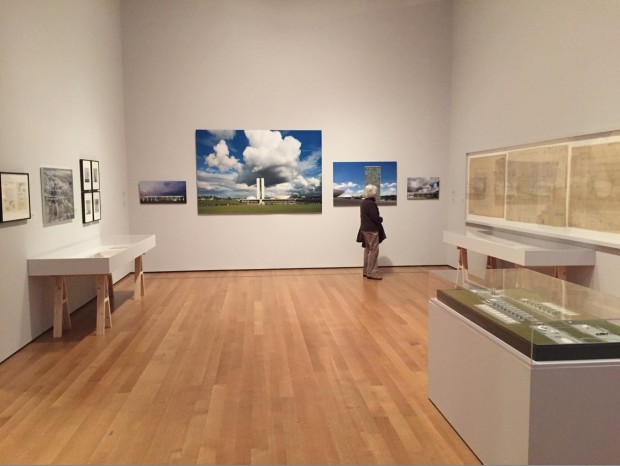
364, 184, 378, 198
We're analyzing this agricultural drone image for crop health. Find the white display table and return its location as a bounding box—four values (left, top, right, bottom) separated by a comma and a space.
428, 298, 620, 465
443, 229, 595, 278
28, 234, 156, 337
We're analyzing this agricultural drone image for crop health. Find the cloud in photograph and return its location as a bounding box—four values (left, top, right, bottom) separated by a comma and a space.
197, 129, 322, 198
206, 139, 243, 172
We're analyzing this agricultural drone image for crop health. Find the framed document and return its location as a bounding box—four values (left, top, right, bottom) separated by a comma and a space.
0, 172, 31, 222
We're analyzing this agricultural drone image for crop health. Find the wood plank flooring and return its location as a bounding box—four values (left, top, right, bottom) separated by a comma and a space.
0, 267, 479, 464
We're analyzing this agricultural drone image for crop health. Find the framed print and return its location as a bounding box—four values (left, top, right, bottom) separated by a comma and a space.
407, 177, 440, 200
82, 191, 93, 223
0, 172, 31, 222
332, 161, 397, 206
139, 180, 187, 204
41, 167, 74, 225
80, 159, 92, 191
196, 129, 322, 214
91, 160, 100, 190
93, 191, 101, 221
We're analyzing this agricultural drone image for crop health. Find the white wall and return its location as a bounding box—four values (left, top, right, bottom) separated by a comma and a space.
447, 0, 620, 294
121, 0, 453, 271
0, 0, 129, 362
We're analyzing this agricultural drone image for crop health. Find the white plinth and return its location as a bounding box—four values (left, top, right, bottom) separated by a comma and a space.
443, 229, 595, 266
428, 298, 620, 464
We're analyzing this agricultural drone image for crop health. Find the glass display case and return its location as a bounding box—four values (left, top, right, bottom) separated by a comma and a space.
429, 268, 620, 361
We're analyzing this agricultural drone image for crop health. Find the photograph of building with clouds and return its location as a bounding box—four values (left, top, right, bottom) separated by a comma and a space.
407, 177, 440, 200
333, 161, 397, 207
195, 130, 322, 214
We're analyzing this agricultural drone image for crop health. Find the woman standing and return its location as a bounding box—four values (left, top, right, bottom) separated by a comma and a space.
357, 184, 386, 280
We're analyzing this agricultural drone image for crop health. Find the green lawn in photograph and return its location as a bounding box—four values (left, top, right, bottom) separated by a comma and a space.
198, 199, 321, 214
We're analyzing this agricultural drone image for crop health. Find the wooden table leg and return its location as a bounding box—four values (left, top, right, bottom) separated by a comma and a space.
554, 266, 567, 280
134, 255, 145, 300
96, 274, 112, 336
457, 247, 468, 270
106, 273, 114, 299
53, 276, 71, 338
486, 256, 498, 269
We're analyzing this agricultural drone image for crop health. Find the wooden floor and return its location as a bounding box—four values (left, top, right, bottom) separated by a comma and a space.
0, 267, 479, 464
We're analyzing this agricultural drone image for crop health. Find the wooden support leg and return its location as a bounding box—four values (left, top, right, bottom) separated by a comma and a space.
457, 247, 468, 270
53, 276, 71, 338
486, 256, 497, 269
554, 266, 567, 280
106, 273, 114, 301
96, 275, 112, 336
134, 255, 145, 300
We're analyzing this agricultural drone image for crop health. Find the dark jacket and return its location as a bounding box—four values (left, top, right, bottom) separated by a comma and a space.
356, 197, 386, 245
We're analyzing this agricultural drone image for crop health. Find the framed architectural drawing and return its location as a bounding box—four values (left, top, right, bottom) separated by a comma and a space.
40, 167, 74, 225
332, 161, 397, 206
196, 130, 322, 214
0, 172, 31, 222
407, 177, 439, 200
466, 129, 620, 248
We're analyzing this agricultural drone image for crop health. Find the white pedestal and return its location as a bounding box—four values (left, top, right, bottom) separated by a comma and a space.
28, 235, 156, 337
428, 298, 620, 464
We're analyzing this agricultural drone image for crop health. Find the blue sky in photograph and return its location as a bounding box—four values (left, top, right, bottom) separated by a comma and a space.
196, 130, 322, 199
333, 161, 397, 197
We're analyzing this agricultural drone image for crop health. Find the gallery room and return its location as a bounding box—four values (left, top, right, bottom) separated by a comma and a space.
2, 0, 620, 464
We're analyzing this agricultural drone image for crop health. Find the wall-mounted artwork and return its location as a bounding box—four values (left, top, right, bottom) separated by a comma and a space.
93, 191, 101, 221
196, 130, 322, 214
41, 167, 74, 225
407, 177, 440, 200
91, 160, 100, 190
82, 191, 93, 223
139, 180, 187, 204
333, 161, 397, 206
80, 159, 92, 191
466, 129, 620, 248
79, 159, 100, 224
0, 172, 31, 223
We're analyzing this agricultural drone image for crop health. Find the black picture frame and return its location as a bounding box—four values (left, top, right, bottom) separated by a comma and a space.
82, 191, 93, 223
93, 191, 101, 221
91, 160, 100, 191
0, 172, 31, 223
80, 159, 92, 191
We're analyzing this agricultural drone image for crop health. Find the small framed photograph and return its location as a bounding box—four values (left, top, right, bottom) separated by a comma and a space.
82, 191, 93, 223
93, 191, 101, 221
91, 160, 100, 191
80, 159, 92, 191
139, 180, 187, 204
0, 172, 31, 223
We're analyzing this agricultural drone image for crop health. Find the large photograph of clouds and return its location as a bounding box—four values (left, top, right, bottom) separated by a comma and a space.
196, 130, 322, 214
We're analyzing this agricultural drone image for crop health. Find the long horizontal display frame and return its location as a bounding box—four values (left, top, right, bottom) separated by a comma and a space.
466, 129, 620, 249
